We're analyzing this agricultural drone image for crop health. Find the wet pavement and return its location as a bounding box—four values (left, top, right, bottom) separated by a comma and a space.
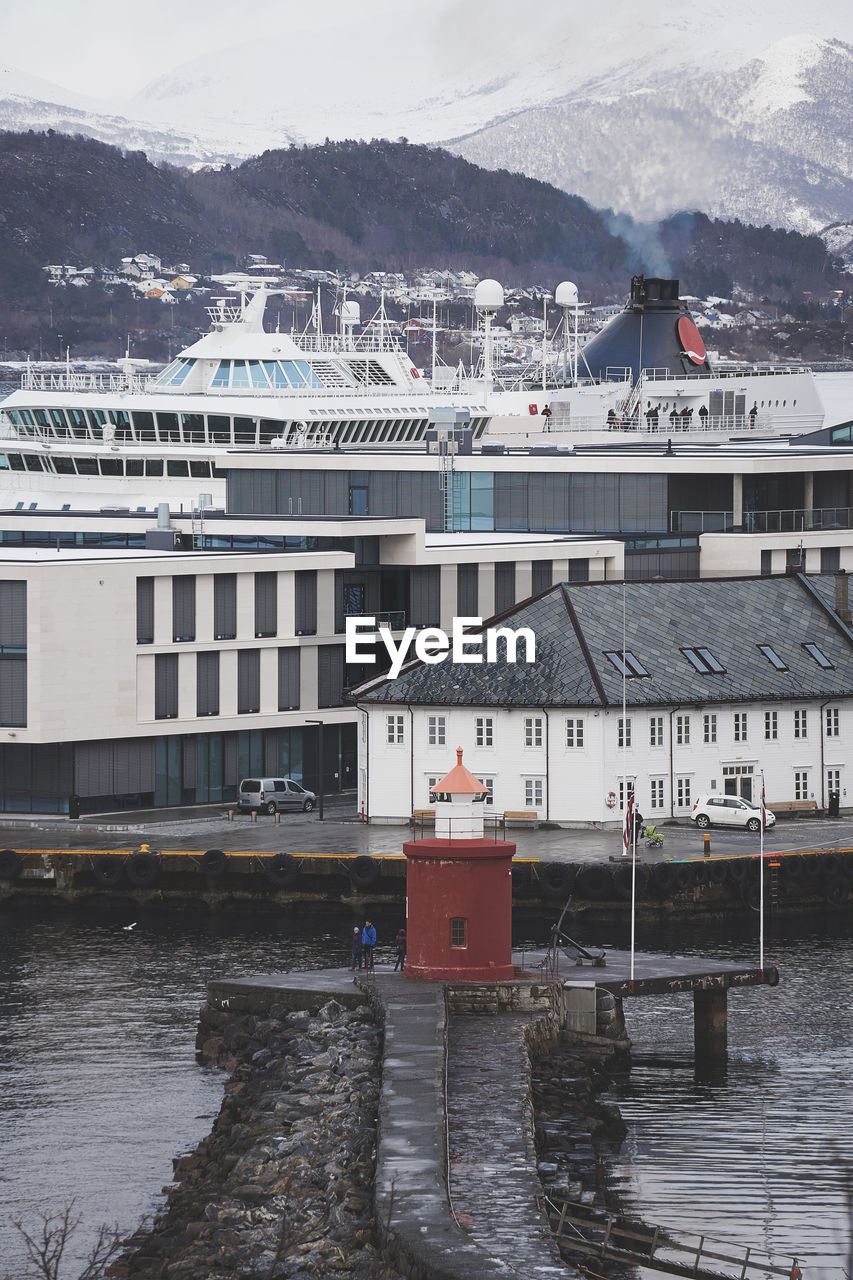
3, 795, 852, 867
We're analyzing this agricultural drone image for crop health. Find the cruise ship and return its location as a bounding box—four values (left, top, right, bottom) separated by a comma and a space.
0, 276, 848, 514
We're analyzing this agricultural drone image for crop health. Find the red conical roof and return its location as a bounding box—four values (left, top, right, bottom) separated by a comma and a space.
433, 747, 488, 796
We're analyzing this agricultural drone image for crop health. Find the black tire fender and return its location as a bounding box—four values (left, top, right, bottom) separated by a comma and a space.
264, 852, 300, 889
825, 875, 848, 906
727, 857, 753, 885
575, 864, 612, 901
610, 863, 649, 901
651, 862, 680, 897
348, 855, 380, 891
0, 848, 23, 881
126, 851, 160, 888
93, 855, 126, 888
539, 861, 577, 900
708, 860, 729, 886
511, 861, 532, 891
202, 848, 228, 879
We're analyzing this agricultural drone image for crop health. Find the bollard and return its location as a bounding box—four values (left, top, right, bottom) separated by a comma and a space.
275, 810, 280, 825
227, 809, 234, 822
703, 833, 711, 856
250, 810, 257, 823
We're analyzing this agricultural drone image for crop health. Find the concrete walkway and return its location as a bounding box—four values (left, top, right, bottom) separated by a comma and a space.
447, 1012, 566, 1277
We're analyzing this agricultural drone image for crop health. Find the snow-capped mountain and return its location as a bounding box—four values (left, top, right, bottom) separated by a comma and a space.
451, 35, 853, 234
1, 2, 853, 233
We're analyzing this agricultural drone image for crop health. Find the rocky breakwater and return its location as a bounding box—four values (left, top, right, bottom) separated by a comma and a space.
110, 997, 404, 1280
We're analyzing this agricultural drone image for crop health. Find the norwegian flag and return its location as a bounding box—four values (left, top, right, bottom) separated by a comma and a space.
623, 786, 635, 854
760, 779, 767, 831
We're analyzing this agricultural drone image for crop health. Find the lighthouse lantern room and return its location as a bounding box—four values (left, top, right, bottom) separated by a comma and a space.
403, 748, 516, 981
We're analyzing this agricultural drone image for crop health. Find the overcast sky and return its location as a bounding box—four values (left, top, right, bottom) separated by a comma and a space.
4, 0, 853, 103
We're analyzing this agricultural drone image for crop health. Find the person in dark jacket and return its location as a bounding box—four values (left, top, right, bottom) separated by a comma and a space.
394, 927, 407, 972
362, 920, 376, 972
350, 926, 363, 971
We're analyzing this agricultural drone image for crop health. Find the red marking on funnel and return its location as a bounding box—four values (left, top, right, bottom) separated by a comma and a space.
677, 316, 706, 364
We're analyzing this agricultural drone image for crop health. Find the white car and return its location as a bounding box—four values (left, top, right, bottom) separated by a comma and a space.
691, 794, 775, 832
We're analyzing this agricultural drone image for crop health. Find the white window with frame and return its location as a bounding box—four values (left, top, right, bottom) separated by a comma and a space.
427, 714, 446, 747
675, 776, 692, 809
734, 712, 748, 742
764, 710, 778, 741
825, 706, 840, 737
480, 777, 495, 806
475, 716, 493, 747
524, 777, 544, 809
618, 717, 632, 748
649, 716, 664, 747
565, 717, 584, 748
826, 767, 841, 797
793, 708, 808, 739
794, 770, 810, 801
524, 716, 543, 748
427, 775, 440, 801
618, 778, 637, 811
676, 714, 690, 746
650, 778, 665, 809
703, 713, 717, 744
386, 714, 405, 745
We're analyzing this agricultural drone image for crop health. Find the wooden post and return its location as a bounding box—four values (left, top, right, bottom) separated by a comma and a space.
693, 986, 728, 1058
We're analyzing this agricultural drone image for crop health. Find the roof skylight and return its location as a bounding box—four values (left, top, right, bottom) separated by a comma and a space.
603, 650, 649, 678
757, 644, 787, 671
682, 647, 725, 674
803, 642, 833, 670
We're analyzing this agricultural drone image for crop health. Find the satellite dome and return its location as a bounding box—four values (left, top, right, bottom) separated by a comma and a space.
474, 279, 505, 310
555, 281, 579, 307
337, 300, 360, 325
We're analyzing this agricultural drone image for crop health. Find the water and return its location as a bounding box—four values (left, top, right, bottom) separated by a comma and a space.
608, 918, 853, 1277
1, 906, 850, 1276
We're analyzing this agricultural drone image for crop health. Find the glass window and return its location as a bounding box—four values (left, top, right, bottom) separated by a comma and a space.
676, 776, 692, 808
427, 715, 446, 747
167, 460, 189, 477
649, 716, 663, 746
524, 778, 544, 808
825, 706, 840, 737
230, 360, 249, 388
386, 714, 405, 745
524, 716, 543, 747
703, 713, 716, 744
794, 708, 807, 739
765, 710, 778, 740
450, 918, 467, 948
734, 712, 748, 741
618, 717, 632, 748
248, 360, 269, 388
676, 714, 690, 745
650, 778, 664, 809
604, 650, 649, 677
803, 643, 833, 670
682, 647, 725, 674
566, 718, 584, 748
794, 771, 810, 801
758, 644, 787, 671
475, 716, 493, 747
481, 777, 494, 806
210, 361, 230, 388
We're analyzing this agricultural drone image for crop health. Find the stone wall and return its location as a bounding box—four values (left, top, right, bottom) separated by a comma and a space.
109, 996, 405, 1280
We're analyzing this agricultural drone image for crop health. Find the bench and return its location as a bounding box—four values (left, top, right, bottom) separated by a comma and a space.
768, 799, 821, 816
503, 809, 541, 830
411, 808, 435, 824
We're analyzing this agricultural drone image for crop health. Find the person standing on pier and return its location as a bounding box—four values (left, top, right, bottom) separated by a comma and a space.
350, 926, 363, 971
362, 919, 376, 972
394, 927, 407, 972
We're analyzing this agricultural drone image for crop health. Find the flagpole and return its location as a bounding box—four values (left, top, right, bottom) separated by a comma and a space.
631, 789, 637, 982
621, 580, 627, 857
759, 769, 765, 969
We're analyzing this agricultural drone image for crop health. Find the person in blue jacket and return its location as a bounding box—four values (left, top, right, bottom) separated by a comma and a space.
362, 920, 376, 972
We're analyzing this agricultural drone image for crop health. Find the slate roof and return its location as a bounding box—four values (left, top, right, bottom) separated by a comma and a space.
354, 574, 853, 709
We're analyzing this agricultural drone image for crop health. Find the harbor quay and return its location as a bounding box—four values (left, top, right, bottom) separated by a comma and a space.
108, 948, 778, 1280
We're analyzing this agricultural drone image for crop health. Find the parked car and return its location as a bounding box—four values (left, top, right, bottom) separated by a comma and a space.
690, 794, 775, 832
238, 777, 316, 814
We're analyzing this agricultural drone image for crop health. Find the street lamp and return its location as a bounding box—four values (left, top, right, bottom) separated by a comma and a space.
306, 719, 325, 820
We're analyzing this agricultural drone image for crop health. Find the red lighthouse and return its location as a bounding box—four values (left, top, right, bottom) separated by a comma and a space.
403, 748, 516, 981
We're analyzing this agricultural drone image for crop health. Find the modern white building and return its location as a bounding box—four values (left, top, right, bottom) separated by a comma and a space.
354, 573, 853, 825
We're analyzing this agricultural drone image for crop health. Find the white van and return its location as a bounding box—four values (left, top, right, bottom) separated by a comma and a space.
238, 777, 317, 815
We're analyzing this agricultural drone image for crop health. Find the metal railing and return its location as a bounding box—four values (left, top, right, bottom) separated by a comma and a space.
670, 506, 853, 533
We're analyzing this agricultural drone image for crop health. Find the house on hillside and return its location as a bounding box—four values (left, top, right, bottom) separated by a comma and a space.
354, 573, 853, 826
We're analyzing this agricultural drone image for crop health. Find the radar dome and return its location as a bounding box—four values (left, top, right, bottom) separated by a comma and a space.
337, 300, 361, 325
474, 279, 505, 311
555, 281, 579, 307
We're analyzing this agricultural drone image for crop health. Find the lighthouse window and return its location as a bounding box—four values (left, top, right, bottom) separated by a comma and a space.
524, 716, 543, 747
386, 714, 405, 745
427, 715, 446, 746
450, 918, 467, 949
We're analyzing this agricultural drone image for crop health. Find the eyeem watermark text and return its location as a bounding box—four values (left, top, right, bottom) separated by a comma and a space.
346, 616, 536, 680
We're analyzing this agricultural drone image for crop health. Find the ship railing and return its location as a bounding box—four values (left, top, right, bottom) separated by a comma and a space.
20, 370, 157, 394
670, 507, 853, 533
641, 365, 812, 381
